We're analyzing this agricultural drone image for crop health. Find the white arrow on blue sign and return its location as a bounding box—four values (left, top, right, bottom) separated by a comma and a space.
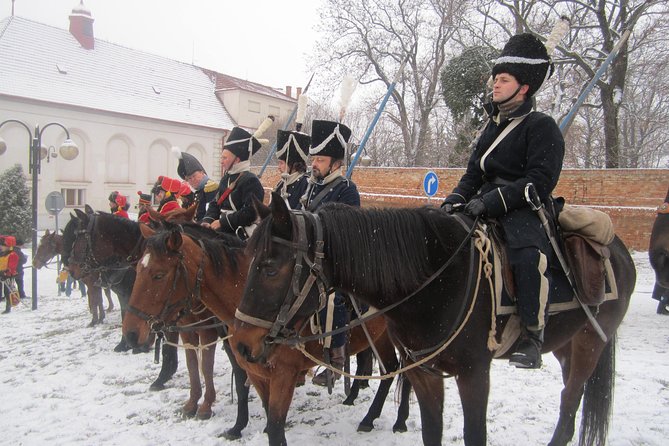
423, 171, 439, 197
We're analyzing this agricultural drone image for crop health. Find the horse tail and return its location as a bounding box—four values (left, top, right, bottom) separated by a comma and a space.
579, 333, 616, 446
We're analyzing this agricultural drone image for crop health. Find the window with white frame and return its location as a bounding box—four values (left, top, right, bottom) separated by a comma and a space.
61, 188, 86, 207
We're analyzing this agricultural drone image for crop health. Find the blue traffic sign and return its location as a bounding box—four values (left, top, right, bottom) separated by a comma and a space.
423, 171, 439, 197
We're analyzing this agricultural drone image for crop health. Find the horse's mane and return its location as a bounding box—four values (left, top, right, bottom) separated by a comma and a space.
96, 211, 143, 240
61, 217, 79, 265
147, 222, 246, 274
319, 203, 437, 297
249, 204, 442, 298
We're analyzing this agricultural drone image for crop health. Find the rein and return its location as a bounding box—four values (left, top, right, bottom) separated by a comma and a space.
295, 223, 499, 381
235, 210, 480, 348
126, 238, 226, 336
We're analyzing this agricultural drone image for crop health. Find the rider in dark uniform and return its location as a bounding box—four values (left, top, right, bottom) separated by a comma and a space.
173, 148, 218, 223
202, 116, 274, 239
441, 33, 565, 369
274, 97, 310, 209
301, 119, 360, 385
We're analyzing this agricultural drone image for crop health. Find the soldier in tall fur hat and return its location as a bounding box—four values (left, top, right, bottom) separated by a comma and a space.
274, 95, 310, 209
136, 191, 152, 224
301, 117, 361, 386
441, 32, 564, 369
172, 148, 218, 222
202, 116, 273, 239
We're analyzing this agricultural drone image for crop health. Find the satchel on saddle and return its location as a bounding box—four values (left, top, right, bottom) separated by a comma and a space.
558, 205, 615, 306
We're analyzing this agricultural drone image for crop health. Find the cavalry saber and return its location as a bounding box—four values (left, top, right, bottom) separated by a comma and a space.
345, 55, 409, 179
524, 184, 607, 343
348, 294, 387, 375
258, 73, 315, 178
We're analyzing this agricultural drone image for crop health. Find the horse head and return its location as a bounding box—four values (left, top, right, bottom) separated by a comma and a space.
122, 222, 204, 349
33, 229, 63, 269
234, 192, 326, 365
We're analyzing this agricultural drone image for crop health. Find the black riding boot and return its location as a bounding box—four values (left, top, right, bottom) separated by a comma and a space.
509, 327, 543, 369
312, 346, 346, 386
657, 295, 669, 315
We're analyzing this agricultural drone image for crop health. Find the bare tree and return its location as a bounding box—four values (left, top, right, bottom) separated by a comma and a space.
310, 0, 469, 167
472, 0, 669, 167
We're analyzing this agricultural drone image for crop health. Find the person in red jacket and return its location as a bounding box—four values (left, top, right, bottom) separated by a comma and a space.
1, 235, 20, 314
149, 176, 182, 217
108, 191, 130, 219
136, 191, 152, 224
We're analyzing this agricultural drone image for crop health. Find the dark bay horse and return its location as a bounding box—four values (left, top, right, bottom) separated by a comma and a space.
62, 210, 179, 390
649, 187, 669, 314
33, 229, 111, 326
123, 221, 410, 444
235, 193, 637, 446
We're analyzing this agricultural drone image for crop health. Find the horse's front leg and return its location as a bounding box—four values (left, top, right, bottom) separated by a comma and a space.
220, 337, 250, 440
196, 328, 218, 420
86, 286, 102, 327
181, 331, 203, 418
405, 367, 445, 446
265, 371, 300, 446
455, 360, 491, 446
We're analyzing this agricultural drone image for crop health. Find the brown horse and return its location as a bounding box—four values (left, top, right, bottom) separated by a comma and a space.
649, 187, 669, 314
33, 229, 112, 326
235, 194, 637, 446
122, 221, 410, 443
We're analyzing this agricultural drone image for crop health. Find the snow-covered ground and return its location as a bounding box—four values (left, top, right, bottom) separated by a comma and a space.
1, 250, 667, 446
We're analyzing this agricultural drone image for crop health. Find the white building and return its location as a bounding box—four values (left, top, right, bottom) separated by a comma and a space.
0, 2, 295, 230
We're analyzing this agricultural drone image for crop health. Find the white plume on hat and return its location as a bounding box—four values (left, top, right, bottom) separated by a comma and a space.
171, 146, 183, 159
253, 115, 275, 145
296, 94, 308, 126
338, 76, 357, 121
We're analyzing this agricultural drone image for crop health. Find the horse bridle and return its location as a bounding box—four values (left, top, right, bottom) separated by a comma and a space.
236, 209, 482, 355
126, 238, 210, 335
235, 211, 330, 342
69, 213, 144, 280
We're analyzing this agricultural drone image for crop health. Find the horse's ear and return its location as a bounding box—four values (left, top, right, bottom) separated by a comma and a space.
74, 208, 88, 222
84, 204, 95, 215
181, 203, 197, 222
253, 195, 271, 220
269, 191, 292, 238
147, 206, 164, 222
166, 230, 183, 252
139, 223, 155, 239
44, 229, 51, 236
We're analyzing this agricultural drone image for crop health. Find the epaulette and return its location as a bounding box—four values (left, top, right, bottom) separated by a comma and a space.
204, 180, 218, 194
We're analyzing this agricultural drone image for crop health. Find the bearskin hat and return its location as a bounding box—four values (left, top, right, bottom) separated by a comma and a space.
309, 120, 352, 160
173, 148, 206, 179
151, 176, 182, 196
137, 191, 151, 206
276, 130, 310, 166
492, 33, 553, 97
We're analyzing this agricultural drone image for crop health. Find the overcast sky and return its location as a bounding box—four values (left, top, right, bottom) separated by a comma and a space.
4, 0, 321, 91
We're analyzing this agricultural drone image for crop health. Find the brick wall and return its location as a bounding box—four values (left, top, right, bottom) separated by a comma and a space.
258, 167, 667, 251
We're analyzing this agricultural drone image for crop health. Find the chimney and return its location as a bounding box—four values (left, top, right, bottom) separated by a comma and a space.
69, 1, 95, 50
296, 87, 302, 98
285, 86, 292, 98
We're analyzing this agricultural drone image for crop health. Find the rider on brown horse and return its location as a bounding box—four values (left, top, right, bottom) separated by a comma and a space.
442, 33, 565, 369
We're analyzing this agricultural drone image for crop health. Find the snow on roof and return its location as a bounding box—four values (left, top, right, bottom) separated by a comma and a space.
213, 71, 296, 103
0, 16, 235, 130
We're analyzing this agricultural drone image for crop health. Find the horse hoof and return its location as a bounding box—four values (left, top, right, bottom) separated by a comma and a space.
392, 423, 407, 433
113, 342, 131, 352
342, 396, 355, 406
149, 382, 166, 391
196, 410, 213, 420
181, 408, 197, 419
219, 429, 242, 441
88, 320, 98, 327
357, 423, 373, 433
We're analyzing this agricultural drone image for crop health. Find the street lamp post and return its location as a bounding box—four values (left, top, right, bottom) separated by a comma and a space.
0, 120, 79, 310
